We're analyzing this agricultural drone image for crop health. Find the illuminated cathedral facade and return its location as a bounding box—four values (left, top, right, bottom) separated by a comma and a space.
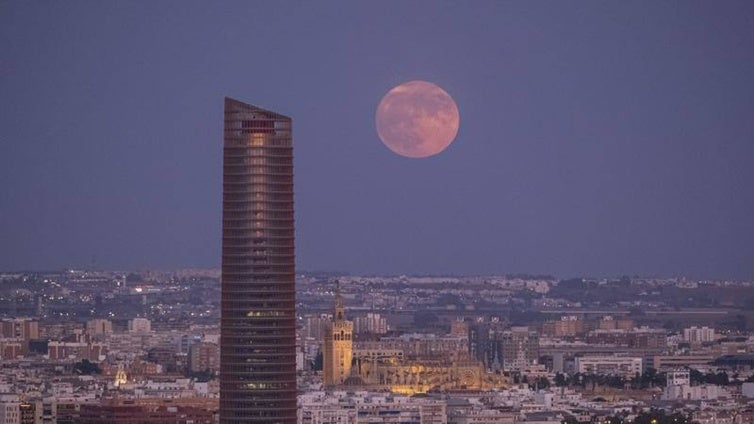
321, 284, 509, 394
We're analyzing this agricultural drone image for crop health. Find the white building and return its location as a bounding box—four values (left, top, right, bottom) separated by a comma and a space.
575, 356, 642, 377
354, 313, 388, 335
743, 382, 754, 398
128, 318, 151, 333
683, 326, 715, 343
298, 391, 446, 424
662, 369, 727, 401
0, 394, 19, 424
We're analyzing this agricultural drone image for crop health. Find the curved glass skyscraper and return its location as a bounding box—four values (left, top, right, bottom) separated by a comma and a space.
220, 98, 296, 423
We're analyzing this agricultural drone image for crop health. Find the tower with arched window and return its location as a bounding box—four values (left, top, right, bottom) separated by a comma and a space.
323, 284, 353, 386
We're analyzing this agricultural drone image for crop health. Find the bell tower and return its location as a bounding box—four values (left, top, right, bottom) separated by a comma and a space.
323, 281, 353, 386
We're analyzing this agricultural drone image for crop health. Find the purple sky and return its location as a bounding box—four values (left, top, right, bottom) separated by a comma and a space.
1, 2, 753, 278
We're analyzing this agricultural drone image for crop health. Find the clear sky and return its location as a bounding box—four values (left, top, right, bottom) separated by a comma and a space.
1, 1, 753, 278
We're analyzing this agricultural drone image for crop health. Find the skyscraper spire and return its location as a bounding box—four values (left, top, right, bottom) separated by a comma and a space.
334, 280, 345, 321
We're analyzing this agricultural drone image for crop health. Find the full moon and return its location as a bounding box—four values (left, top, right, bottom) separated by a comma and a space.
375, 80, 460, 158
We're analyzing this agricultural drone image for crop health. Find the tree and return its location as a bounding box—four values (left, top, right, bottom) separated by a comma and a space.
689, 368, 704, 385
691, 369, 730, 385
188, 369, 213, 382
73, 359, 101, 375
638, 367, 666, 388
530, 376, 550, 390
311, 351, 323, 371
708, 371, 729, 385
633, 409, 692, 424
554, 372, 568, 387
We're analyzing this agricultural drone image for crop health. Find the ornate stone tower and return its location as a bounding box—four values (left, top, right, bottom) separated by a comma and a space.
323, 284, 353, 386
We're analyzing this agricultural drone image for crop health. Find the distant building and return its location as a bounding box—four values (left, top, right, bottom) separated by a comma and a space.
743, 382, 754, 398
652, 354, 715, 370
323, 288, 353, 386
128, 318, 151, 333
468, 319, 505, 366
86, 319, 113, 336
356, 333, 469, 362
586, 328, 666, 348
0, 318, 38, 340
298, 392, 446, 424
501, 327, 539, 372
0, 394, 19, 424
666, 368, 690, 386
542, 316, 588, 337
189, 342, 219, 374
663, 369, 725, 401
47, 341, 106, 361
354, 313, 388, 335
78, 403, 213, 424
19, 399, 54, 424
449, 320, 468, 338
598, 316, 634, 331
304, 314, 333, 341
18, 401, 38, 424
575, 355, 642, 377
683, 326, 716, 343
0, 340, 23, 360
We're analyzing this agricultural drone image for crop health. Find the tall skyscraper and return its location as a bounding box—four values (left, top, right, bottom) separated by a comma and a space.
220, 98, 296, 423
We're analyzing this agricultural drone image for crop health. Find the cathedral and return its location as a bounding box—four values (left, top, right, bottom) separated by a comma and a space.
321, 284, 508, 394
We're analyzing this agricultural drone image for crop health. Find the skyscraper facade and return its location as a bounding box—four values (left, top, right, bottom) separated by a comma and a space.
220, 98, 296, 423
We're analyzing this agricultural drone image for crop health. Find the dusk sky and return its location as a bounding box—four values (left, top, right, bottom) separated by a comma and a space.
1, 2, 753, 278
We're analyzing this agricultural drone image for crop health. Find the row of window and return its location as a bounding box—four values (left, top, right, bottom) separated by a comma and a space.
223, 208, 293, 215
224, 147, 291, 157
332, 332, 352, 341
224, 192, 292, 200
223, 242, 293, 248
223, 201, 292, 209
222, 304, 294, 312
222, 348, 296, 356
223, 182, 293, 191
221, 274, 294, 281
224, 300, 294, 306
224, 175, 292, 184
225, 156, 292, 166
223, 166, 293, 175
240, 120, 275, 129
223, 231, 293, 239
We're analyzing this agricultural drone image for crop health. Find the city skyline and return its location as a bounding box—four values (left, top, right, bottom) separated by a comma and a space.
2, 3, 754, 423
2, 2, 753, 279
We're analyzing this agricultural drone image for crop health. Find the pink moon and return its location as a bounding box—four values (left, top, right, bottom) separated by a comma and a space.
375, 80, 460, 158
